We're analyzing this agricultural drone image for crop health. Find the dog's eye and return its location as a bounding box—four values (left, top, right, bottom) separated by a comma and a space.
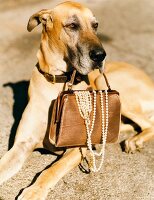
92, 22, 98, 30
66, 23, 79, 30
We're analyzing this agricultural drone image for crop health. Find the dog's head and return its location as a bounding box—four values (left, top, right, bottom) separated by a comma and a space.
27, 1, 106, 75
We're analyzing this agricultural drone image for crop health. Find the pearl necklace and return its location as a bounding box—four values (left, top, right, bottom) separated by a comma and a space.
75, 90, 109, 172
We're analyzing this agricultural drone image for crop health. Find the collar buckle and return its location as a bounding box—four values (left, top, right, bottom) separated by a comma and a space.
51, 74, 56, 84
44, 73, 56, 84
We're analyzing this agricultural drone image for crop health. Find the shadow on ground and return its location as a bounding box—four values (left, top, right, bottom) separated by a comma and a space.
3, 81, 29, 149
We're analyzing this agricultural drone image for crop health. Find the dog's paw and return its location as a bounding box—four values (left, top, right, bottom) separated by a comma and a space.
125, 136, 144, 153
17, 185, 48, 200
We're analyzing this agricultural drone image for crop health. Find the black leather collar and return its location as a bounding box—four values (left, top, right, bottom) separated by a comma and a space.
36, 63, 72, 83
36, 63, 89, 85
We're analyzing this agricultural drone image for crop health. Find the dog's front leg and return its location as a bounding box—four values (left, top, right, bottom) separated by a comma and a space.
0, 101, 47, 185
18, 148, 87, 200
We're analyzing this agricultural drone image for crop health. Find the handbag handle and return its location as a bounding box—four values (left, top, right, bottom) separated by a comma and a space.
102, 73, 111, 90
68, 69, 111, 91
68, 70, 77, 90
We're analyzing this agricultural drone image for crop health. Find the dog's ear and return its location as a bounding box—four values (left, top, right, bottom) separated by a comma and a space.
27, 9, 52, 32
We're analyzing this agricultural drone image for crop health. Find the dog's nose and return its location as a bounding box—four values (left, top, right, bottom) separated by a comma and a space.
89, 49, 106, 63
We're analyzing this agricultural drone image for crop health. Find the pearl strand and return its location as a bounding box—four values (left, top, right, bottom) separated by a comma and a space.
75, 90, 109, 172
91, 90, 109, 172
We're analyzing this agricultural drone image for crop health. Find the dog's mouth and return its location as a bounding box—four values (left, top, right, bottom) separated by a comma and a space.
77, 63, 102, 75
65, 44, 106, 75
70, 57, 104, 75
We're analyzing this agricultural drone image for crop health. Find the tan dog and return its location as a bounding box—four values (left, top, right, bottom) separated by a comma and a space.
0, 1, 154, 200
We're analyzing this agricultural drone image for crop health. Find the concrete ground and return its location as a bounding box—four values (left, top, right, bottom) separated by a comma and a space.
0, 0, 154, 199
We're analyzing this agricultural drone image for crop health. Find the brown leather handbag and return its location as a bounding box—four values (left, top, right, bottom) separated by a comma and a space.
49, 71, 121, 148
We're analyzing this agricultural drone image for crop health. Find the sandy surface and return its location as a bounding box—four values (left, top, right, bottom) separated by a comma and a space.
0, 0, 154, 199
